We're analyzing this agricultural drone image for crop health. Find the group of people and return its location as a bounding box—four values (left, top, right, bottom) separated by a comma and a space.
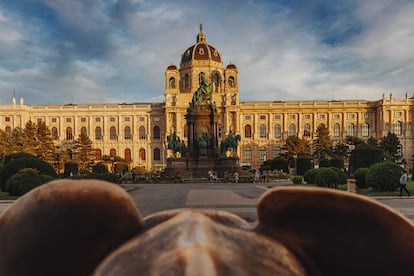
253, 170, 267, 183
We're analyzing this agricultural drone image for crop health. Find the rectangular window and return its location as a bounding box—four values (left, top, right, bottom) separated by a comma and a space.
125, 117, 130, 122
259, 115, 266, 120
304, 114, 311, 119
348, 113, 355, 119
110, 117, 116, 122
95, 117, 101, 122
5, 117, 10, 122
51, 118, 57, 123
319, 114, 325, 119
66, 118, 72, 123
80, 117, 86, 122
37, 118, 42, 123
289, 114, 295, 120
274, 114, 281, 120
334, 114, 340, 119
139, 117, 145, 121
364, 113, 369, 119
244, 115, 251, 120
153, 116, 160, 122
395, 111, 402, 117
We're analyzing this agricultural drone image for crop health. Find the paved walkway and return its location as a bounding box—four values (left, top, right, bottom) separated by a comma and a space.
1, 181, 413, 224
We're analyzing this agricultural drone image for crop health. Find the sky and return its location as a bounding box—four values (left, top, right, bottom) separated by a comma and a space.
1, 0, 414, 105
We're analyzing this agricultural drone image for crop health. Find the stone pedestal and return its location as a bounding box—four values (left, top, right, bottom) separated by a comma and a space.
347, 178, 357, 193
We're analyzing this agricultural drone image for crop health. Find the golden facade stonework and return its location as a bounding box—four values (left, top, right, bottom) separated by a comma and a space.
1, 27, 413, 170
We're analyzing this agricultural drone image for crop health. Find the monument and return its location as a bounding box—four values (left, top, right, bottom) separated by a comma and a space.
164, 73, 240, 179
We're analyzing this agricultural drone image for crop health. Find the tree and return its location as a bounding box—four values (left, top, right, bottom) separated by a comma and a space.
73, 133, 95, 171
36, 121, 55, 163
284, 136, 309, 156
367, 137, 378, 147
350, 143, 384, 171
313, 124, 332, 159
379, 132, 400, 159
332, 142, 349, 158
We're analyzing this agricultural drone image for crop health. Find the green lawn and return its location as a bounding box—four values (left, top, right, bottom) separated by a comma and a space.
357, 180, 414, 196
0, 191, 18, 200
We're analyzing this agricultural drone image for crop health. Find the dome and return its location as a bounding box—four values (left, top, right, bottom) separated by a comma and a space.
166, 64, 177, 70
181, 24, 222, 64
226, 64, 237, 69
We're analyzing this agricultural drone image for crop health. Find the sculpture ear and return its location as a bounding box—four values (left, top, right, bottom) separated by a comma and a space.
255, 187, 414, 276
144, 208, 252, 231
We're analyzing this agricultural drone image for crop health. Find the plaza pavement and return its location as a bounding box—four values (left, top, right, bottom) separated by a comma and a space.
1, 180, 413, 224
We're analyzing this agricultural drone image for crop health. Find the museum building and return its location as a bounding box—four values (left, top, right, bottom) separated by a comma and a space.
0, 27, 413, 170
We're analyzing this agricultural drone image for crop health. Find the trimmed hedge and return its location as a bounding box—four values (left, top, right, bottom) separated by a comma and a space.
353, 167, 369, 189
4, 152, 37, 165
366, 162, 402, 191
292, 175, 303, 184
319, 159, 331, 168
5, 169, 54, 196
304, 168, 319, 184
0, 158, 56, 191
296, 155, 313, 175
331, 157, 344, 169
92, 162, 108, 174
64, 162, 79, 177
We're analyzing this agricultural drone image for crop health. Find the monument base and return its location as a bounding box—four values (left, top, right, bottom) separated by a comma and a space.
163, 157, 240, 180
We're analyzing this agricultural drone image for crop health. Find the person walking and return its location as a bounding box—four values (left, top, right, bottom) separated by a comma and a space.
233, 171, 239, 183
399, 169, 410, 197
254, 170, 260, 183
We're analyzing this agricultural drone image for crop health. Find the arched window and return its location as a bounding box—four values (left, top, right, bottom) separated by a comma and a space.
244, 124, 252, 139
95, 149, 102, 160
244, 147, 252, 160
303, 123, 311, 137
51, 127, 58, 140
153, 148, 161, 161
109, 148, 116, 157
153, 126, 161, 139
80, 127, 87, 136
362, 123, 369, 137
228, 76, 235, 87
347, 123, 355, 136
139, 126, 146, 140
5, 126, 11, 137
66, 127, 73, 140
124, 126, 131, 140
274, 124, 281, 139
333, 123, 340, 138
184, 74, 190, 89
124, 148, 131, 162
394, 121, 402, 135
95, 126, 102, 140
139, 148, 146, 161
110, 126, 117, 140
213, 73, 220, 92
259, 147, 267, 161
169, 77, 176, 88
288, 124, 296, 137
259, 124, 267, 139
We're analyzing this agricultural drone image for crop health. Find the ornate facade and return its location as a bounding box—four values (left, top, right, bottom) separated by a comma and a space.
1, 26, 413, 170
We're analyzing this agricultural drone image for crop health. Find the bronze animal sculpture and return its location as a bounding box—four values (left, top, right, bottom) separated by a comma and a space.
0, 179, 413, 275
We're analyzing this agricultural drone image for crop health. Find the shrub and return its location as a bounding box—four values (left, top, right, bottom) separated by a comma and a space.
115, 162, 129, 173
4, 152, 37, 165
366, 162, 402, 191
296, 155, 313, 175
353, 168, 369, 189
292, 175, 303, 184
315, 167, 338, 188
331, 157, 344, 169
319, 159, 330, 168
304, 168, 319, 184
93, 162, 108, 174
0, 158, 56, 191
64, 162, 79, 177
5, 169, 54, 196
330, 167, 347, 185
